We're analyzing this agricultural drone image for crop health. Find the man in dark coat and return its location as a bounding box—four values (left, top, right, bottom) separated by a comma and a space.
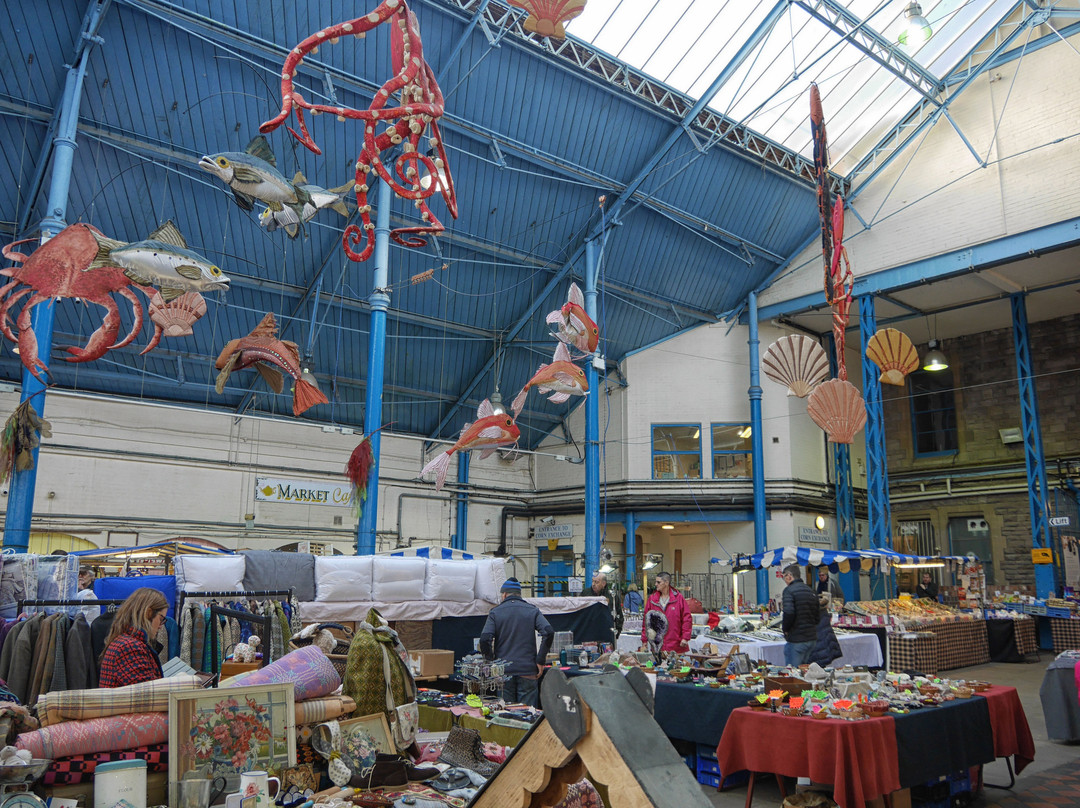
781, 564, 820, 666
480, 578, 554, 708
591, 571, 624, 639
915, 572, 939, 600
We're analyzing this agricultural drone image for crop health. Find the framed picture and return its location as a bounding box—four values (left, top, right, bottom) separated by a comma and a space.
169, 682, 295, 806
731, 653, 752, 674
336, 713, 395, 773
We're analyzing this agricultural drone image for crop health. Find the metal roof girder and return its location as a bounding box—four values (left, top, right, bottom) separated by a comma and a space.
846, 3, 1036, 192
794, 0, 943, 101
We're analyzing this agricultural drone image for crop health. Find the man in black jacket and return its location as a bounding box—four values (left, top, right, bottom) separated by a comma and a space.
781, 564, 820, 666
480, 578, 554, 707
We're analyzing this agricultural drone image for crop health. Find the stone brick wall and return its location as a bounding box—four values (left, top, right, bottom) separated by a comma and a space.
880, 311, 1080, 588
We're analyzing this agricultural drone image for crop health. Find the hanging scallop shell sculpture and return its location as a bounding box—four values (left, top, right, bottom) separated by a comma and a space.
507, 0, 588, 39
761, 335, 830, 397
807, 378, 868, 444
148, 291, 207, 337
866, 328, 918, 386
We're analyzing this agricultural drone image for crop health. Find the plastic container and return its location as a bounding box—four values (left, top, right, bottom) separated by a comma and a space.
95, 759, 147, 808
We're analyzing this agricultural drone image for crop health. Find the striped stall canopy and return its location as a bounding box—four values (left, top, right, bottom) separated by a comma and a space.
68, 540, 233, 558
384, 546, 475, 561
711, 546, 971, 571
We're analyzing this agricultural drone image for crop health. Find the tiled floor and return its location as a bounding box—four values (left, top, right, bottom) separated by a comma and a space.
699, 658, 1080, 807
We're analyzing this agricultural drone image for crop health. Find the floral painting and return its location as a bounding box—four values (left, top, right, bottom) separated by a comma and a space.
169, 683, 295, 806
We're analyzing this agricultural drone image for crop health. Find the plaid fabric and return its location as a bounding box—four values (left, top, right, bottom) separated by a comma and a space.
1014, 618, 1038, 656
888, 632, 938, 674
41, 742, 168, 785
98, 629, 164, 688
928, 619, 989, 671
1050, 617, 1080, 652
295, 694, 355, 725
36, 674, 204, 727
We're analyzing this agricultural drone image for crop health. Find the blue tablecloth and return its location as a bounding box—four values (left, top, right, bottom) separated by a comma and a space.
892, 695, 995, 787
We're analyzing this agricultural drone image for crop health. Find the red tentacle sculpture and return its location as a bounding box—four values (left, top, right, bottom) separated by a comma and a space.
259, 0, 458, 263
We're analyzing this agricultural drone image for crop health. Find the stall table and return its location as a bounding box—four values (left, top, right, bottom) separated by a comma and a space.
985, 618, 1038, 662
687, 632, 883, 668
1039, 653, 1080, 742
1049, 617, 1080, 653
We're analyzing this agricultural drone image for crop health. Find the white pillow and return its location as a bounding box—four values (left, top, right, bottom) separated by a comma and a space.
314, 556, 373, 601
423, 560, 477, 602
371, 557, 427, 602
474, 558, 508, 604
175, 555, 245, 593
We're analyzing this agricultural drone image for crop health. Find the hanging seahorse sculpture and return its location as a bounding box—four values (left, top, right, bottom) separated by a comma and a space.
260, 0, 458, 263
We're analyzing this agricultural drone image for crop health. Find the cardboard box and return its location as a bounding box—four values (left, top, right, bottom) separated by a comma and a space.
763, 675, 807, 695
409, 648, 455, 677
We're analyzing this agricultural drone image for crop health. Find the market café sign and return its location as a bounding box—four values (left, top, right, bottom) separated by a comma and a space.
256, 476, 352, 507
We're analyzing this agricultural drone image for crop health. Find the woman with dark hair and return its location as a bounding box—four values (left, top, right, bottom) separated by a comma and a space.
809, 593, 842, 668
98, 587, 168, 688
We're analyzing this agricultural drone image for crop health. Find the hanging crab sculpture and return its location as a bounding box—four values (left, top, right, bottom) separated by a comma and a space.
0, 224, 155, 381
259, 0, 457, 263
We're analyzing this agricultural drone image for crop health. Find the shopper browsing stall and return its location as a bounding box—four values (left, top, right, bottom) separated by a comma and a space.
479, 578, 554, 707
98, 588, 168, 688
623, 583, 644, 614
591, 571, 624, 637
640, 571, 692, 652
781, 564, 820, 665
809, 593, 842, 667
815, 565, 845, 605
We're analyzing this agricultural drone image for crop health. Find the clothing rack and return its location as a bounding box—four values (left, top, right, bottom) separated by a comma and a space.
16, 598, 126, 613
177, 588, 293, 615
208, 604, 273, 682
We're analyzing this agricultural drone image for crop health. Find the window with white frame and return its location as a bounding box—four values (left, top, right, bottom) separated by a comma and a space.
651, 424, 701, 479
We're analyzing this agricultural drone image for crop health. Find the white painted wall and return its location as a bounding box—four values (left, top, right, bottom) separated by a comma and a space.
760, 28, 1080, 310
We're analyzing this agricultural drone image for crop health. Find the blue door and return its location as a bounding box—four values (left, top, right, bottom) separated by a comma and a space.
536, 545, 574, 596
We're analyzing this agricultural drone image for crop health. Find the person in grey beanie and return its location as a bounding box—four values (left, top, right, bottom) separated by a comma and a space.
479, 578, 554, 707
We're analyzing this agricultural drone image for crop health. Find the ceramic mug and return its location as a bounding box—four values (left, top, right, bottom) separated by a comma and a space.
178, 775, 227, 808
239, 770, 280, 808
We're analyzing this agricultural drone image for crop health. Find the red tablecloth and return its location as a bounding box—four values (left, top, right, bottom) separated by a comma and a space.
980, 685, 1036, 774
716, 709, 900, 808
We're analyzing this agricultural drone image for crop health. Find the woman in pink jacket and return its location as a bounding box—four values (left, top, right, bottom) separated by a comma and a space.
640, 571, 692, 652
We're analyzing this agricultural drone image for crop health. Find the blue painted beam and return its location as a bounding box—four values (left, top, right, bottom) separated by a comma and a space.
753, 216, 1080, 322
4, 0, 108, 552
454, 452, 470, 551
1011, 293, 1055, 596
827, 335, 859, 602
583, 237, 600, 585
436, 0, 491, 86
357, 179, 392, 556
748, 292, 769, 605
624, 511, 637, 587
859, 295, 891, 553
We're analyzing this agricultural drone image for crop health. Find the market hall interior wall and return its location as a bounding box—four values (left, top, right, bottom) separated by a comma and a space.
880, 312, 1080, 588
0, 390, 533, 552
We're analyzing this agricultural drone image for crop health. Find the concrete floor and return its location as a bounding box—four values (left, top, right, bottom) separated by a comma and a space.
696, 657, 1079, 806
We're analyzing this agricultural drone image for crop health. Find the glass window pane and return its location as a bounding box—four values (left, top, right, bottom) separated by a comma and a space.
651, 424, 701, 480
712, 424, 752, 452
910, 370, 958, 455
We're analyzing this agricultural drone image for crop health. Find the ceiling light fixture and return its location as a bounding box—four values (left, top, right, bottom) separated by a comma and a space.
642, 553, 663, 570
661, 524, 674, 530
815, 515, 826, 531
691, 427, 700, 439
737, 425, 752, 439
898, 2, 932, 49
922, 340, 948, 372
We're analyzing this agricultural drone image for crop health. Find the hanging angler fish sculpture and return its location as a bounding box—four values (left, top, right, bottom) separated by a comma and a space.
419, 399, 520, 492
259, 0, 458, 263
214, 313, 328, 416
546, 282, 599, 356
258, 174, 354, 239
510, 342, 588, 417
200, 136, 313, 225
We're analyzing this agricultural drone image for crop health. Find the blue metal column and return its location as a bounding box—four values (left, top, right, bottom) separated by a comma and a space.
828, 336, 859, 602
583, 237, 601, 584
454, 452, 470, 551
748, 293, 769, 604
623, 511, 636, 587
4, 8, 106, 552
356, 179, 392, 555
1012, 293, 1055, 597
860, 296, 893, 599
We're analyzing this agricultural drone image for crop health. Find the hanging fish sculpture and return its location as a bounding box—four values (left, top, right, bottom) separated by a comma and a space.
420, 399, 520, 492
510, 342, 588, 417
546, 282, 599, 356
199, 136, 312, 223
214, 312, 328, 416
259, 175, 354, 239
90, 221, 230, 302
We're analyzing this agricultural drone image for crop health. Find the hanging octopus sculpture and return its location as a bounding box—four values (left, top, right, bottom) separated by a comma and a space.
810, 82, 853, 381
259, 0, 457, 263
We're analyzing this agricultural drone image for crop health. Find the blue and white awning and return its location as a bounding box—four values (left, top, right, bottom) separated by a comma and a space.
711, 546, 971, 571
384, 546, 475, 561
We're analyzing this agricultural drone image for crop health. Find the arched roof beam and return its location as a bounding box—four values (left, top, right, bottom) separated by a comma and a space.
426, 1, 791, 442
